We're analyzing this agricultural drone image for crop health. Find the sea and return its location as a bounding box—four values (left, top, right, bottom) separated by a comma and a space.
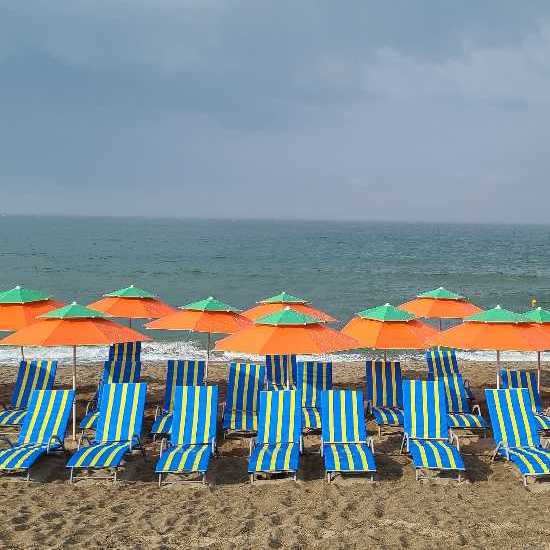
1, 215, 549, 365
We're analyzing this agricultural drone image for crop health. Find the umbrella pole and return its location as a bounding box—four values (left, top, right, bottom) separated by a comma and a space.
438, 319, 442, 331
129, 318, 132, 329
538, 351, 542, 389
383, 350, 387, 363
496, 350, 500, 389
206, 332, 211, 382
20, 347, 25, 361
72, 345, 77, 440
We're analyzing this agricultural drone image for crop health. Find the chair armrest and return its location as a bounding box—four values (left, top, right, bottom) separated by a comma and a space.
471, 404, 482, 416
46, 435, 65, 453
463, 378, 471, 389
154, 405, 161, 420
542, 438, 550, 450
77, 435, 94, 451
249, 437, 256, 456
367, 436, 375, 453
449, 429, 460, 451
299, 436, 303, 454
320, 437, 324, 456
159, 437, 166, 457
0, 435, 14, 447
84, 399, 98, 416
211, 437, 217, 455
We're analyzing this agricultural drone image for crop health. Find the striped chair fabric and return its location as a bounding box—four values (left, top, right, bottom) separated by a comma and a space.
425, 348, 474, 400
500, 369, 550, 431
402, 380, 465, 477
222, 363, 265, 434
248, 390, 302, 477
109, 342, 141, 363
0, 389, 74, 474
0, 360, 57, 427
151, 360, 206, 436
295, 361, 332, 430
439, 374, 488, 430
155, 386, 218, 479
485, 388, 550, 484
67, 383, 147, 475
365, 360, 404, 428
321, 390, 376, 477
265, 355, 297, 390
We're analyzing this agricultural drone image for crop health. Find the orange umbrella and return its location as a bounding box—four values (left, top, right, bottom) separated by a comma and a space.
0, 302, 151, 438
88, 284, 176, 325
432, 306, 550, 387
400, 287, 482, 328
146, 296, 252, 378
243, 291, 336, 323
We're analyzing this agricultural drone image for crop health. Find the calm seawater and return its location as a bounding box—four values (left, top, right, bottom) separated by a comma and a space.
0, 215, 549, 362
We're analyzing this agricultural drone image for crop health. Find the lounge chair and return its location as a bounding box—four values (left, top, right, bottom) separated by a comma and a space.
295, 361, 332, 431
485, 388, 550, 485
80, 360, 142, 433
156, 385, 218, 486
151, 360, 207, 438
222, 362, 265, 436
401, 379, 465, 481
320, 389, 376, 482
0, 360, 57, 429
365, 360, 404, 437
0, 389, 74, 481
109, 342, 141, 363
265, 354, 297, 390
425, 348, 474, 400
67, 382, 147, 482
500, 369, 550, 431
248, 390, 302, 483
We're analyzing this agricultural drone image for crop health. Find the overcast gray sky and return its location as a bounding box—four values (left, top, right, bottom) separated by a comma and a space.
1, 1, 549, 223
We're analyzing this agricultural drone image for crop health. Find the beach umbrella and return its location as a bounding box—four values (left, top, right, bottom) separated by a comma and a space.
399, 287, 483, 329
521, 307, 550, 386
0, 302, 151, 438
0, 285, 64, 359
341, 303, 439, 360
242, 291, 337, 323
88, 284, 176, 326
145, 296, 252, 378
432, 306, 550, 387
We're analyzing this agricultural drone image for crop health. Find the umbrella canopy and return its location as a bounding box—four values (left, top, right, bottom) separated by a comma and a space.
0, 285, 64, 331
521, 307, 550, 385
88, 284, 176, 320
399, 287, 483, 321
341, 303, 438, 355
214, 307, 357, 355
242, 291, 337, 323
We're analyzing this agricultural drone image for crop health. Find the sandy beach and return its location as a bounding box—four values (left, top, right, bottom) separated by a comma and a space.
0, 358, 549, 549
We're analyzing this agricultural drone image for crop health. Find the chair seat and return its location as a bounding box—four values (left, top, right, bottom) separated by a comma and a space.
67, 442, 132, 469
302, 407, 321, 430
372, 407, 403, 427
155, 444, 212, 473
151, 412, 173, 435
0, 409, 27, 427
0, 444, 47, 471
323, 443, 376, 473
535, 413, 550, 431
499, 446, 550, 476
79, 411, 99, 431
447, 413, 488, 429
222, 410, 257, 432
408, 439, 465, 471
248, 443, 299, 473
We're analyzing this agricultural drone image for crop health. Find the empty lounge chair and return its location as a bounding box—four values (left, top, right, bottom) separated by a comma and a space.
265, 355, 297, 390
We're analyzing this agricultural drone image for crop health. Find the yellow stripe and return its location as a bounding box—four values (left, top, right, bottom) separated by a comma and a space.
262, 392, 272, 444
126, 385, 140, 439
504, 390, 521, 446
255, 445, 268, 471
351, 392, 360, 441
283, 443, 293, 470
328, 391, 335, 442
251, 365, 260, 413
114, 384, 129, 441
381, 364, 388, 407
128, 360, 136, 383
240, 365, 248, 429
342, 443, 354, 469
287, 392, 296, 443
203, 387, 212, 443
168, 361, 178, 410
191, 446, 208, 470
190, 386, 200, 444
493, 391, 507, 443
356, 444, 368, 471
391, 362, 398, 407
410, 382, 417, 438
89, 442, 120, 467
330, 444, 341, 470
36, 392, 56, 443
508, 449, 535, 474
275, 392, 284, 442
519, 448, 548, 471
101, 385, 116, 442
15, 361, 32, 408
310, 365, 318, 407
102, 442, 126, 467
22, 390, 46, 444
415, 441, 429, 467
442, 377, 452, 414
340, 392, 348, 442
525, 373, 538, 413
516, 390, 535, 446
433, 381, 442, 438
166, 446, 190, 471
13, 447, 40, 469
269, 444, 280, 470
73, 443, 100, 467
425, 441, 443, 468
0, 446, 31, 468
176, 387, 188, 445
371, 362, 378, 407
422, 382, 429, 438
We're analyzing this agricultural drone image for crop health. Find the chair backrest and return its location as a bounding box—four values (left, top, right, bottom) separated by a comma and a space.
321, 389, 367, 444
162, 360, 206, 411
101, 360, 142, 385
485, 388, 540, 449
109, 342, 141, 363
295, 361, 332, 408
439, 374, 471, 414
11, 360, 58, 410
403, 380, 449, 440
171, 385, 219, 445
265, 355, 297, 387
95, 383, 147, 443
256, 390, 302, 444
365, 360, 402, 409
225, 362, 265, 414
499, 369, 542, 413
18, 389, 75, 445
425, 348, 460, 380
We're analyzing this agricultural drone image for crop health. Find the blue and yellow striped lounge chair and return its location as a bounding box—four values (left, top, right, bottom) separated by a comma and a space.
151, 360, 206, 438
365, 360, 404, 437
156, 385, 218, 486
67, 382, 147, 482
0, 360, 57, 429
222, 363, 265, 436
295, 361, 332, 431
320, 389, 376, 482
425, 348, 474, 401
109, 342, 141, 363
485, 388, 550, 486
0, 389, 74, 481
500, 369, 550, 432
248, 390, 302, 483
79, 360, 142, 433
265, 355, 297, 390
440, 374, 488, 435
401, 380, 465, 481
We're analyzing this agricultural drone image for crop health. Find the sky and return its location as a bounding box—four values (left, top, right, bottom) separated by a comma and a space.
1, 1, 550, 223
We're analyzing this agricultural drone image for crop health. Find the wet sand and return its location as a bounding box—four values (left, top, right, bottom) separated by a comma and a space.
0, 359, 549, 549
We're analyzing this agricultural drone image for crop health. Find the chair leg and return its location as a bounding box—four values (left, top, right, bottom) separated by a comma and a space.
26, 469, 31, 482
69, 468, 74, 484
249, 474, 254, 484
327, 472, 332, 483
378, 426, 381, 439
113, 469, 118, 483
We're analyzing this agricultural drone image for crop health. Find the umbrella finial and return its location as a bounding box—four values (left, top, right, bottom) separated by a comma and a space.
495, 304, 501, 309
15, 285, 21, 289
71, 301, 77, 305
130, 284, 134, 287
384, 302, 391, 306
